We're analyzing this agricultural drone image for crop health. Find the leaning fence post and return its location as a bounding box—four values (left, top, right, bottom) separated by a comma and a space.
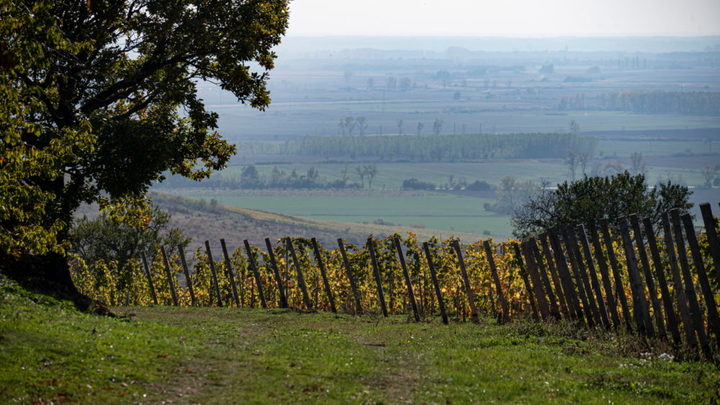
483, 240, 510, 324
177, 245, 197, 307
311, 238, 337, 313
629, 215, 667, 339
338, 239, 363, 315
423, 242, 449, 325
160, 246, 180, 307
681, 213, 720, 348
513, 242, 540, 321
367, 237, 389, 317
523, 241, 552, 319
670, 210, 711, 358
643, 217, 682, 346
600, 219, 633, 331
204, 241, 224, 307
394, 236, 421, 322
220, 239, 241, 307
563, 228, 600, 328
244, 240, 268, 309
619, 218, 654, 337
661, 213, 699, 354
264, 238, 288, 308
540, 234, 570, 317
451, 240, 480, 324
529, 237, 560, 318
548, 230, 584, 324
286, 237, 313, 309
700, 203, 720, 288
588, 222, 621, 329
140, 251, 159, 305
577, 225, 611, 329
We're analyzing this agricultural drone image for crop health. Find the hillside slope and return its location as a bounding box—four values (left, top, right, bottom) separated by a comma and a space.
150, 192, 489, 252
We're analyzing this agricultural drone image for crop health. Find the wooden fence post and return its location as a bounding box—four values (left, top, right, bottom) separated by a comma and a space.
661, 213, 699, 354
576, 225, 611, 329
564, 228, 600, 328
220, 239, 241, 307
483, 240, 510, 324
286, 238, 313, 310
629, 215, 667, 339
512, 243, 539, 320
243, 240, 268, 309
177, 245, 197, 307
204, 241, 224, 307
423, 242, 449, 325
367, 237, 389, 317
588, 222, 621, 329
618, 218, 654, 337
394, 236, 421, 322
529, 238, 560, 318
599, 219, 633, 331
540, 234, 569, 317
700, 203, 720, 288
643, 217, 682, 346
670, 210, 711, 358
160, 246, 180, 307
451, 240, 481, 324
523, 241, 552, 319
264, 238, 288, 308
337, 239, 363, 315
140, 251, 159, 305
311, 238, 337, 313
548, 230, 584, 324
681, 213, 720, 347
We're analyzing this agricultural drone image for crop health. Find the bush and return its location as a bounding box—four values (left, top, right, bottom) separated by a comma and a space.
402, 178, 436, 190
467, 180, 492, 191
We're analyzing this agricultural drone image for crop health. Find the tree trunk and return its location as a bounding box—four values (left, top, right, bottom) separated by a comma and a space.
1, 251, 111, 315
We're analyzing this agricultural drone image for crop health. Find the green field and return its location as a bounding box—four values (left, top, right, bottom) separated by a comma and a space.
169, 189, 513, 237
2, 277, 718, 404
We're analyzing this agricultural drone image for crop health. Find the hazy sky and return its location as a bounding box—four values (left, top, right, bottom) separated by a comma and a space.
288, 0, 720, 36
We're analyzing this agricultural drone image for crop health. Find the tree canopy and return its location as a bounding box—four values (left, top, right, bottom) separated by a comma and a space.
511, 171, 692, 238
1, 0, 289, 260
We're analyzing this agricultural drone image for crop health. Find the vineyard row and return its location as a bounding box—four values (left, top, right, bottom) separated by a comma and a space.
71, 203, 720, 360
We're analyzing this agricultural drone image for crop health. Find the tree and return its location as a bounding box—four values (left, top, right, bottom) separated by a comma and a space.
355, 166, 365, 188
512, 172, 692, 238
70, 205, 189, 304
630, 152, 647, 176
417, 122, 424, 136
356, 116, 367, 136
240, 165, 261, 189
364, 165, 378, 189
702, 165, 718, 189
432, 119, 443, 136
0, 0, 289, 305
397, 119, 404, 136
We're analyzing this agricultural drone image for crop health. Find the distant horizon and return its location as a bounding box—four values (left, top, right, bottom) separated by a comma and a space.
288, 0, 720, 37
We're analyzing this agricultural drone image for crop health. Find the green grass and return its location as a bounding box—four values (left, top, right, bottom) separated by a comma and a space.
168, 189, 513, 237
2, 277, 719, 404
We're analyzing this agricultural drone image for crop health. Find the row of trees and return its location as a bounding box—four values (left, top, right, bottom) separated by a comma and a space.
160, 165, 381, 190
288, 133, 597, 162
402, 177, 492, 192
558, 91, 720, 115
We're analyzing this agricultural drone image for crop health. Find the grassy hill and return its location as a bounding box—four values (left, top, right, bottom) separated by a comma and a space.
1, 275, 718, 404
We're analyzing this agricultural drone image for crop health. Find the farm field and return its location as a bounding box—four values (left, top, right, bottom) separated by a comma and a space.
166, 189, 512, 237
2, 278, 718, 404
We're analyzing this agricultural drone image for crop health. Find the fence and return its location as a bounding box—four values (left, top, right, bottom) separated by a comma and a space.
71, 202, 720, 359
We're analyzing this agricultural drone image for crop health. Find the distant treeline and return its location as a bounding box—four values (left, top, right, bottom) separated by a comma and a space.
558, 90, 720, 115
283, 133, 596, 161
